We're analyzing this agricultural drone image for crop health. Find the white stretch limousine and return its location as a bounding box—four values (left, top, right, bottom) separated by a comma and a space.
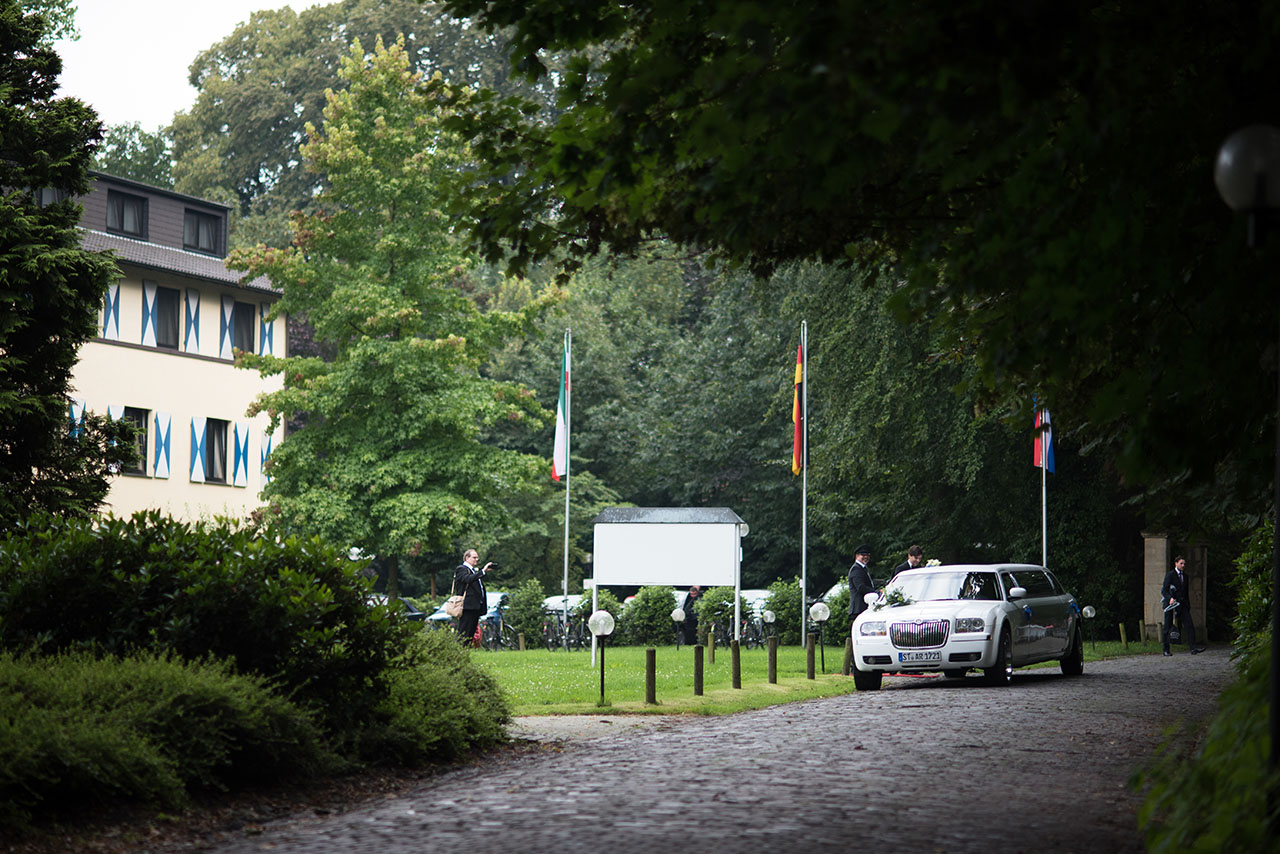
850, 564, 1091, 690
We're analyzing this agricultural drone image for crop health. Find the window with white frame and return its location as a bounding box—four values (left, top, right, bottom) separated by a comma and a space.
121, 407, 148, 475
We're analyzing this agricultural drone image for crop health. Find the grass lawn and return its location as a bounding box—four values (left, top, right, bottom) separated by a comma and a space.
470, 636, 1168, 716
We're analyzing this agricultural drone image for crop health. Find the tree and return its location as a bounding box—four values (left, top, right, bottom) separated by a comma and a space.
434, 0, 1280, 516
232, 37, 558, 595
172, 0, 558, 250
0, 0, 133, 528
93, 122, 173, 187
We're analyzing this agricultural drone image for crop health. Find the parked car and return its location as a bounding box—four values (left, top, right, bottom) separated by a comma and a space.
427, 591, 509, 625
850, 563, 1089, 690
367, 594, 428, 622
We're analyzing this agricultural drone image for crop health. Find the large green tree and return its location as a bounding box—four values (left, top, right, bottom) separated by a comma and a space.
233, 37, 558, 594
93, 122, 173, 187
173, 0, 558, 249
433, 0, 1280, 519
0, 0, 132, 528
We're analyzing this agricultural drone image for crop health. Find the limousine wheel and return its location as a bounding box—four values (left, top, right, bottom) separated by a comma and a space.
984, 626, 1013, 686
1061, 625, 1084, 676
853, 668, 882, 691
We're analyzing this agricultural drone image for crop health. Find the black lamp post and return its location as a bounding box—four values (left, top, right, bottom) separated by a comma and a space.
588, 609, 616, 707
1215, 123, 1280, 826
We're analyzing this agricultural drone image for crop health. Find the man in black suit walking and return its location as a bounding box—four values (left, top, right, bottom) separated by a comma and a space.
1162, 555, 1204, 655
455, 548, 494, 643
848, 544, 875, 619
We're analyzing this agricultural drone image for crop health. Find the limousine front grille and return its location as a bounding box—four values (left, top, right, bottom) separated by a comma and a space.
890, 620, 950, 648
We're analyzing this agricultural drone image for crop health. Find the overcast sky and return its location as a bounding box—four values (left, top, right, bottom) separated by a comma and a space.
53, 0, 324, 130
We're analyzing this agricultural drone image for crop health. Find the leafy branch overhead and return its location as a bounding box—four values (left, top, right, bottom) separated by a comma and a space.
433, 0, 1280, 510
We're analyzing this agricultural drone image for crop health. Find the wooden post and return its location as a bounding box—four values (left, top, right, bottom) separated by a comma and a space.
645, 647, 657, 704
694, 644, 704, 696
843, 636, 854, 676
708, 630, 716, 664
1119, 622, 1129, 650
731, 640, 741, 689
517, 632, 525, 652
767, 635, 778, 683
806, 632, 816, 680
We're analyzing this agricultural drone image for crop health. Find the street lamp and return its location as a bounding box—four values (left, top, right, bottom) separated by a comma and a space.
809, 602, 831, 673
671, 606, 686, 650
588, 609, 616, 707
1215, 123, 1280, 827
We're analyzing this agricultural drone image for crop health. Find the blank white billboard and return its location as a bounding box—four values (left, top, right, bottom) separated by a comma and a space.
593, 523, 738, 586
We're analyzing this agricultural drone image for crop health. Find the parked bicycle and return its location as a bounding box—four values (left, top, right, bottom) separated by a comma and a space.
480, 600, 519, 651
542, 609, 588, 651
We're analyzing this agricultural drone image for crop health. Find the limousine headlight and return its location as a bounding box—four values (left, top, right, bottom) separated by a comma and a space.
954, 617, 986, 633
859, 621, 887, 637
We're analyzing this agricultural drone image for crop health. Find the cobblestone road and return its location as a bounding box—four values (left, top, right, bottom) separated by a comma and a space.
202, 648, 1233, 854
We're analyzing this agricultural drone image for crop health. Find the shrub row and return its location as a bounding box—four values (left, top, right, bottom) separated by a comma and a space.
0, 652, 335, 829
0, 511, 406, 731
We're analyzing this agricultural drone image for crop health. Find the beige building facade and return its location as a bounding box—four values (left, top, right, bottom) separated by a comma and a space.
67, 173, 285, 522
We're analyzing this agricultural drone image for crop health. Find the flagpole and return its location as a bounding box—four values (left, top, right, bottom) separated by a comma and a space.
562, 329, 572, 651
1041, 456, 1047, 567
801, 320, 808, 645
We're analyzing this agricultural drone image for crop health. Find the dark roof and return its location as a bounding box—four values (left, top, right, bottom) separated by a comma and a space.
591, 507, 746, 525
80, 229, 278, 295
87, 170, 231, 211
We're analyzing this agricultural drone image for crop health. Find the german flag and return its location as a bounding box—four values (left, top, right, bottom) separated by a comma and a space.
792, 343, 804, 475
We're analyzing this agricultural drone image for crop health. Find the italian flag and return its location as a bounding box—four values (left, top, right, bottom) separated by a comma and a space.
552, 346, 569, 481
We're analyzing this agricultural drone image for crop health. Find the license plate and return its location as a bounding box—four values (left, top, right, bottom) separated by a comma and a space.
899, 650, 941, 663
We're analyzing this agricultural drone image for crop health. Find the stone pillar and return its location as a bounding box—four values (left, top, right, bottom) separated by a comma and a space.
1142, 533, 1170, 642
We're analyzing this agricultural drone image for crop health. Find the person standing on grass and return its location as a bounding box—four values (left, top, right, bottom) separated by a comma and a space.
455, 548, 494, 643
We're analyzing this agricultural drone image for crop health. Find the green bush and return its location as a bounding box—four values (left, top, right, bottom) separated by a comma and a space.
0, 511, 413, 732
821, 584, 852, 646
575, 588, 624, 621
1230, 521, 1272, 655
505, 578, 548, 645
350, 629, 510, 764
619, 585, 677, 646
765, 578, 803, 645
694, 586, 751, 643
0, 651, 333, 829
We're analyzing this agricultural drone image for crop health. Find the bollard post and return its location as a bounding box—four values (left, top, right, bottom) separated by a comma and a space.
843, 636, 853, 676
645, 647, 657, 705
731, 640, 741, 689
708, 631, 716, 664
518, 632, 525, 652
767, 635, 778, 684
1119, 622, 1128, 650
806, 632, 816, 680
694, 644, 704, 696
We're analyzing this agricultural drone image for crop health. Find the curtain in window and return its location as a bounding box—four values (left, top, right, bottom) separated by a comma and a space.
205, 419, 227, 483
155, 287, 179, 349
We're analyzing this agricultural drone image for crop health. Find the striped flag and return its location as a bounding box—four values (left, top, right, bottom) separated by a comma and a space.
1034, 407, 1055, 474
792, 343, 804, 475
552, 344, 569, 481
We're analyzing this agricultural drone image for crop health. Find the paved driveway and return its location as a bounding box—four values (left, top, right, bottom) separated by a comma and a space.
204, 648, 1233, 854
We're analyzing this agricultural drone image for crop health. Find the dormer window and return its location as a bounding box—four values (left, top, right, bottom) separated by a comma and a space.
184, 209, 220, 255
106, 190, 146, 238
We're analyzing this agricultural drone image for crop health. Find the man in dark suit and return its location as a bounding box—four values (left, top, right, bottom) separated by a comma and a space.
454, 548, 494, 643
848, 544, 875, 619
892, 544, 924, 577
1162, 555, 1204, 655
